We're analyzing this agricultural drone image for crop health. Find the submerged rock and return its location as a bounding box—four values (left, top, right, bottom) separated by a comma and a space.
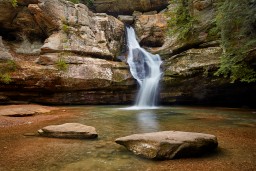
38, 123, 98, 139
0, 104, 57, 117
115, 131, 218, 160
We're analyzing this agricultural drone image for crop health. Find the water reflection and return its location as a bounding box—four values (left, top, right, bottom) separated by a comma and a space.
136, 111, 159, 132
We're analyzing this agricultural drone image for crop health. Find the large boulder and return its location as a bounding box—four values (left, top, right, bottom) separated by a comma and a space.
134, 14, 167, 47
115, 131, 218, 160
93, 0, 169, 15
38, 123, 98, 139
29, 1, 124, 60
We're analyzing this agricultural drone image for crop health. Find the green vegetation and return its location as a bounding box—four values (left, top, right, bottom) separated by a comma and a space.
67, 0, 94, 7
1, 73, 12, 84
67, 0, 80, 4
56, 57, 68, 71
166, 0, 196, 40
214, 0, 256, 83
0, 60, 17, 84
167, 0, 256, 83
80, 0, 94, 7
11, 0, 17, 7
62, 23, 70, 33
3, 0, 17, 7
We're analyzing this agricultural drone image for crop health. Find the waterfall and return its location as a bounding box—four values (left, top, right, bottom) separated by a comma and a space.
126, 26, 162, 109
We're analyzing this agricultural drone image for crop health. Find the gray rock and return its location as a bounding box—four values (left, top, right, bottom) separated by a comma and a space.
117, 15, 134, 25
38, 123, 98, 139
93, 0, 169, 15
0, 37, 13, 61
115, 131, 218, 160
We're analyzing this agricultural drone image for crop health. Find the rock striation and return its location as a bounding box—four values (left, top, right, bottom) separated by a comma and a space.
0, 0, 255, 107
93, 0, 169, 15
115, 131, 218, 160
0, 0, 135, 105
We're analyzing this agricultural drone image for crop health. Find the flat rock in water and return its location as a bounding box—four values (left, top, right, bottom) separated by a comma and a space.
0, 104, 58, 117
38, 123, 98, 139
115, 131, 218, 160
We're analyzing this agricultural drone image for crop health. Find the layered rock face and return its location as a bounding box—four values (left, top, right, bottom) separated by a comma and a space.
0, 0, 255, 106
93, 0, 169, 15
0, 0, 135, 104
132, 0, 256, 107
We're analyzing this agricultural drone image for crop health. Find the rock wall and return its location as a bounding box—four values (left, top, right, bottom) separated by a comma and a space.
0, 0, 255, 107
132, 0, 256, 107
93, 0, 169, 15
0, 0, 135, 105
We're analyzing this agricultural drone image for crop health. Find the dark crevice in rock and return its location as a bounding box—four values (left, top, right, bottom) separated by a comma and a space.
0, 27, 20, 42
168, 43, 202, 59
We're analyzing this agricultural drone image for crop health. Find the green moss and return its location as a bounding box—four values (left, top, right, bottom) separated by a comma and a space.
1, 73, 12, 84
62, 23, 70, 33
0, 60, 17, 84
56, 57, 68, 71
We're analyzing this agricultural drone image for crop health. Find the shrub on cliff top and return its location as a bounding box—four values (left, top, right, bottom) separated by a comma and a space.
214, 0, 256, 83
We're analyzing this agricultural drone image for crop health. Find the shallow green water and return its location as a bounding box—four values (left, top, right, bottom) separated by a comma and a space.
0, 106, 255, 171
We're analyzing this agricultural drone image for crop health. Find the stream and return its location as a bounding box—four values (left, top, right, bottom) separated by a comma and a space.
0, 105, 255, 171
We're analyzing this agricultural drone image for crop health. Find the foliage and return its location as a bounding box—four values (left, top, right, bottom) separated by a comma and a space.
80, 0, 94, 7
56, 57, 68, 71
1, 73, 12, 84
214, 0, 256, 83
62, 23, 70, 33
11, 0, 17, 7
2, 0, 17, 7
166, 0, 196, 40
0, 60, 17, 84
67, 0, 94, 7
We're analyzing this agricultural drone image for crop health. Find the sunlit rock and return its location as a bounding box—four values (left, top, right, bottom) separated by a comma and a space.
115, 131, 218, 160
38, 123, 98, 139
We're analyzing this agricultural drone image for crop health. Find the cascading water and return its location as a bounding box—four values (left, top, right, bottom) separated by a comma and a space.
126, 26, 162, 109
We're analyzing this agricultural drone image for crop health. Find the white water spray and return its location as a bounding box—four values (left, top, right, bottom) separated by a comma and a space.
126, 27, 162, 109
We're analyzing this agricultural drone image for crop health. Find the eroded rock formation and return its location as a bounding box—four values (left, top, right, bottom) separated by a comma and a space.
0, 0, 255, 106
93, 0, 169, 15
0, 0, 135, 105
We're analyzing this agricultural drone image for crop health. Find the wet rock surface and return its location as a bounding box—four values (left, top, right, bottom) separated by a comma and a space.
115, 131, 218, 160
0, 104, 58, 117
38, 123, 98, 139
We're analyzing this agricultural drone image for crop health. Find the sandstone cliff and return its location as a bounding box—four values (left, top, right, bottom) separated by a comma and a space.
0, 0, 134, 104
0, 0, 255, 107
